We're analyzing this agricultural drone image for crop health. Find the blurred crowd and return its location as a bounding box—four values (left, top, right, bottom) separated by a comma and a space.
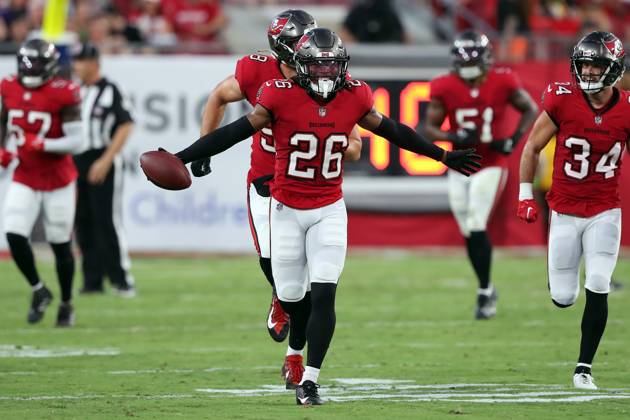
0, 0, 628, 58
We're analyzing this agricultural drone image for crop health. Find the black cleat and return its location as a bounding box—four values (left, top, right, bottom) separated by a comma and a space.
295, 380, 323, 406
475, 287, 498, 320
79, 287, 104, 295
27, 286, 53, 324
56, 302, 75, 327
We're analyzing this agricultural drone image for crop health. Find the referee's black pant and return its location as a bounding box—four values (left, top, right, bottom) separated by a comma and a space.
74, 149, 132, 291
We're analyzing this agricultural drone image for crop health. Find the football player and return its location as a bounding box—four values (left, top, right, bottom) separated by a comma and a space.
424, 31, 538, 319
156, 28, 481, 405
518, 31, 628, 390
0, 39, 83, 326
196, 9, 363, 387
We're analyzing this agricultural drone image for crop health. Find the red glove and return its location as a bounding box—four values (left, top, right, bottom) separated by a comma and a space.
517, 199, 539, 223
0, 148, 14, 168
22, 132, 45, 152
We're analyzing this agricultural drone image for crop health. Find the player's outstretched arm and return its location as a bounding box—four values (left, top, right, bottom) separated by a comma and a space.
200, 75, 246, 136
175, 104, 271, 164
345, 125, 363, 162
359, 108, 481, 176
0, 104, 7, 148
517, 111, 557, 223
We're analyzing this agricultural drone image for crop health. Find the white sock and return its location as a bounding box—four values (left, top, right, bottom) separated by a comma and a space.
286, 346, 303, 357
32, 282, 43, 292
477, 284, 494, 296
300, 366, 320, 385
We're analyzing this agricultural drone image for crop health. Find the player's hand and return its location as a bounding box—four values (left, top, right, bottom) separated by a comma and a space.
447, 128, 478, 147
191, 157, 212, 177
22, 133, 45, 152
443, 148, 482, 177
88, 157, 113, 185
0, 148, 15, 168
517, 199, 538, 223
490, 138, 514, 155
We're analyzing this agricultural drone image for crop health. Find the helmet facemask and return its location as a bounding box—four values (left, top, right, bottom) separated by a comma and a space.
573, 58, 613, 94
296, 58, 348, 99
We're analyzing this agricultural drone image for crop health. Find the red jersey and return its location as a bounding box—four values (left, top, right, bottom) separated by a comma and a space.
257, 79, 373, 209
430, 68, 522, 168
542, 82, 630, 217
234, 54, 284, 184
1, 76, 81, 191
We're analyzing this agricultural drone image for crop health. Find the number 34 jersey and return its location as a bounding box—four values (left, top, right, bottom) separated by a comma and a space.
257, 79, 373, 210
430, 68, 521, 169
543, 82, 630, 218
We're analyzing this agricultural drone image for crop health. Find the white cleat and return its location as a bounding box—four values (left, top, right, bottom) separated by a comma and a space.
573, 373, 598, 390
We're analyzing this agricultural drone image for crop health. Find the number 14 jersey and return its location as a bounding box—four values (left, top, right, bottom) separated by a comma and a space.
257, 79, 373, 210
543, 82, 630, 218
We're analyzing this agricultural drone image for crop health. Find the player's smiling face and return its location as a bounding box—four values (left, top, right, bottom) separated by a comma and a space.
579, 62, 605, 83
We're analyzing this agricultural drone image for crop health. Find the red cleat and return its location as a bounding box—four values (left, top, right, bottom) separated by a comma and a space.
281, 354, 304, 389
267, 291, 289, 342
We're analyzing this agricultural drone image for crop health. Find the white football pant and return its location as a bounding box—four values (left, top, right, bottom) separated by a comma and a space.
270, 197, 347, 302
2, 181, 76, 243
247, 183, 271, 258
447, 167, 507, 237
548, 208, 621, 305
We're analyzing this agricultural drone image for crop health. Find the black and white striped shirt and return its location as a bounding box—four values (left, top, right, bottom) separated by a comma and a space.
81, 77, 133, 150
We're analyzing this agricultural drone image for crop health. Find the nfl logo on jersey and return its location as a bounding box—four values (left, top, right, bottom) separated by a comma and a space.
318, 106, 326, 117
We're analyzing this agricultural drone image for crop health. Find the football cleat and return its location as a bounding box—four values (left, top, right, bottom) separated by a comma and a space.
56, 302, 75, 327
573, 372, 597, 390
27, 286, 53, 324
295, 380, 323, 406
281, 354, 304, 389
267, 291, 289, 342
475, 287, 498, 320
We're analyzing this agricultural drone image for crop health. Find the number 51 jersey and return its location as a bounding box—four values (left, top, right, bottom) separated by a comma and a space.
257, 79, 373, 210
543, 82, 630, 218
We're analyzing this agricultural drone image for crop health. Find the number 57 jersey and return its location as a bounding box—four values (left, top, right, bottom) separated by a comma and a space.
257, 79, 373, 210
543, 82, 630, 217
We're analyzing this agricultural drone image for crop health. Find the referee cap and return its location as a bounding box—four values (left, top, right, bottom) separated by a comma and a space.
72, 42, 100, 60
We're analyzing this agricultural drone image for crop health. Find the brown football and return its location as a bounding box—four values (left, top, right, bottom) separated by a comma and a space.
140, 150, 192, 190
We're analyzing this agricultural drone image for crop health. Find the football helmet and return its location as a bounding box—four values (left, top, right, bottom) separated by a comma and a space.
571, 31, 625, 94
294, 28, 349, 99
17, 39, 60, 89
267, 9, 317, 67
451, 31, 492, 80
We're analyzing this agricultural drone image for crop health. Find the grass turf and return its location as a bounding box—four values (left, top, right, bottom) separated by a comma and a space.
0, 255, 629, 419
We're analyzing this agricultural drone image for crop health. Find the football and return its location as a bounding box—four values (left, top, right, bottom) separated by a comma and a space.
139, 150, 192, 190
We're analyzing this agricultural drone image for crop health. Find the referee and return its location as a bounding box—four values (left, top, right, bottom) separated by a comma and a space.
72, 43, 135, 297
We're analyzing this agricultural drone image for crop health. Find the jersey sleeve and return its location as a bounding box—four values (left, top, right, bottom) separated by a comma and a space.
235, 55, 262, 103
429, 77, 447, 103
356, 81, 374, 117
502, 70, 522, 96
256, 80, 283, 119
541, 83, 561, 125
59, 81, 81, 107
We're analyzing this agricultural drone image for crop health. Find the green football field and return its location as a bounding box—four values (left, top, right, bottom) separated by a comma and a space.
1, 254, 629, 419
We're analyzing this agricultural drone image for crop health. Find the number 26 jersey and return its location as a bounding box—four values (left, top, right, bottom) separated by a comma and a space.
543, 82, 630, 218
256, 79, 373, 210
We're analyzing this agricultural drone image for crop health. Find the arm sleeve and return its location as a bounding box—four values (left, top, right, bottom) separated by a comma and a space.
175, 116, 257, 164
43, 121, 85, 154
372, 115, 445, 162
